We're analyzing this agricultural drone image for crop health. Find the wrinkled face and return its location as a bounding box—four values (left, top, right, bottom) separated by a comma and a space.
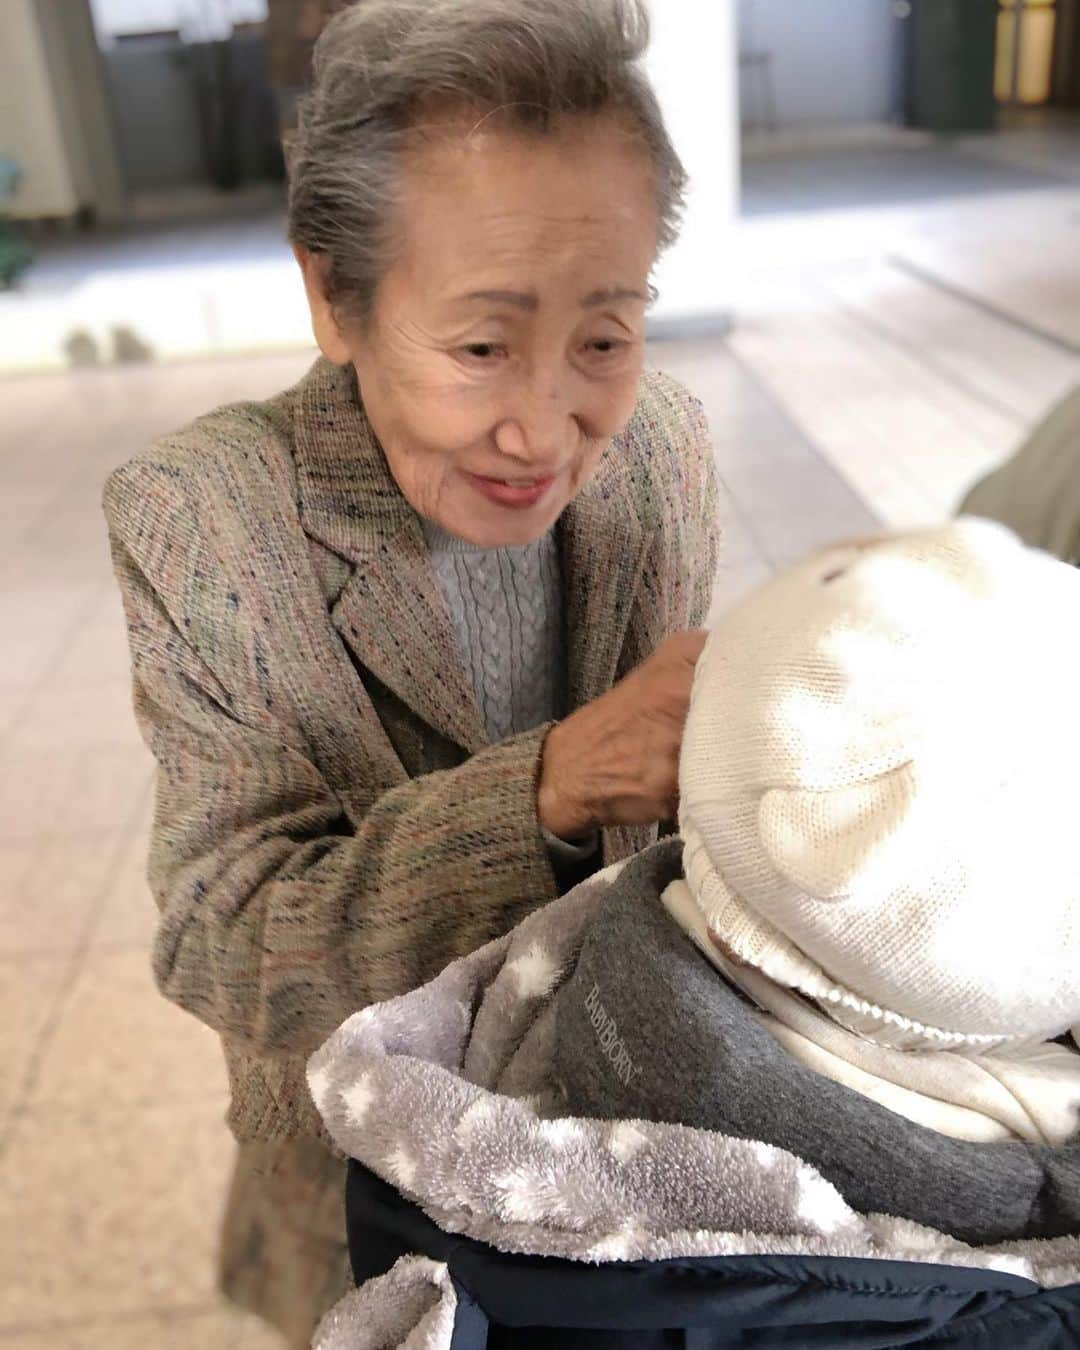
302, 111, 659, 547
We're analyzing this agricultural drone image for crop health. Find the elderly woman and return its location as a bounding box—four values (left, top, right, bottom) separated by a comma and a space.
103, 0, 718, 1342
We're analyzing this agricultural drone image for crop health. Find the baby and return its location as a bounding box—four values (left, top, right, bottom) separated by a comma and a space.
555, 520, 1080, 1241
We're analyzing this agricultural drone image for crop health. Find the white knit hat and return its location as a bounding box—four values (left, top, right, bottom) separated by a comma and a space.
679, 520, 1080, 1051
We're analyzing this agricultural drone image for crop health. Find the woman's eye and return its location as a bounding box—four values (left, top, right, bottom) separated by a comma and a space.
587, 339, 625, 356
462, 342, 502, 360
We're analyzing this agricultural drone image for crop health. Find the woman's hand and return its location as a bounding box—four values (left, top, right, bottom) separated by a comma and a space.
538, 631, 708, 838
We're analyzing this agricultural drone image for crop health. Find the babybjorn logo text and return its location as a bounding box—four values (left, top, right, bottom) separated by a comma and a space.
584, 983, 639, 1086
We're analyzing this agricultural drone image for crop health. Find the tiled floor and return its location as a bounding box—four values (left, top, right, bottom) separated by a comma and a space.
1, 186, 1078, 1346
0, 352, 314, 1350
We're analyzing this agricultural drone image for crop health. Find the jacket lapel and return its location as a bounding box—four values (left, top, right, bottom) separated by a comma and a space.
560, 437, 648, 712
292, 360, 487, 755
292, 359, 652, 752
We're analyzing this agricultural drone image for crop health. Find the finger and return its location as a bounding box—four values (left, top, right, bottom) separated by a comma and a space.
675, 629, 708, 660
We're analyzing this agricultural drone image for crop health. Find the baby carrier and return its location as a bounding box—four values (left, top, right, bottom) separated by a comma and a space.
309, 849, 1080, 1349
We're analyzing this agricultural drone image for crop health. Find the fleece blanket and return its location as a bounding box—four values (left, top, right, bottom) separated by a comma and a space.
308, 857, 1080, 1349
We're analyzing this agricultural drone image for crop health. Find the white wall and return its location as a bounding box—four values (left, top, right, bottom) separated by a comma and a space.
89, 0, 267, 43
0, 0, 83, 217
737, 0, 905, 129
0, 0, 126, 220
645, 0, 739, 329
36, 0, 128, 222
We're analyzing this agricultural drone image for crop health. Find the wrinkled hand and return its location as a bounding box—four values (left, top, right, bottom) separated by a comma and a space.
538, 631, 708, 838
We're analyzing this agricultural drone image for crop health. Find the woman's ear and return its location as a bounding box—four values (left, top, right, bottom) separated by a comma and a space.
293, 245, 352, 365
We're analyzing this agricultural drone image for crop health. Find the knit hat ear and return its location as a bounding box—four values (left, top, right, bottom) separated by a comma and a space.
759, 761, 921, 901
679, 521, 1080, 1049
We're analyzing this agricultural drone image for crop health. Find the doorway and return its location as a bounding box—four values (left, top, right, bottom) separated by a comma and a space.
996, 0, 1059, 104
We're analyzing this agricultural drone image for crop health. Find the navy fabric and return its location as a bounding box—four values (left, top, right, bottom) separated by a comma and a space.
346, 1162, 1080, 1348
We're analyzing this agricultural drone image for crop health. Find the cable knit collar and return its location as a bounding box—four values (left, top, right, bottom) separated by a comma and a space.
420, 519, 557, 558
289, 356, 650, 736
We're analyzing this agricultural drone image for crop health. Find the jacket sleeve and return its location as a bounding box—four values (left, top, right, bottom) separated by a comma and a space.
642, 378, 721, 634
686, 394, 722, 627
105, 491, 558, 1060
676, 392, 722, 840
958, 386, 1080, 563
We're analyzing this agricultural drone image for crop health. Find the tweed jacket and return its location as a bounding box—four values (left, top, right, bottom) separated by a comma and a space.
960, 386, 1080, 564
103, 356, 719, 1146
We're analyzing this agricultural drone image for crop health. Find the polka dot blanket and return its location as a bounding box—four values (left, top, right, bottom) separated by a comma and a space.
308, 853, 1080, 1349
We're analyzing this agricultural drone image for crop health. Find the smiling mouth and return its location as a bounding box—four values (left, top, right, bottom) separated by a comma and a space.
474, 473, 555, 487
467, 472, 557, 509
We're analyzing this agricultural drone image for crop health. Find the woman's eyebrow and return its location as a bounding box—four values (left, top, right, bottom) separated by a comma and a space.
456, 286, 646, 310
460, 289, 539, 311
581, 286, 648, 307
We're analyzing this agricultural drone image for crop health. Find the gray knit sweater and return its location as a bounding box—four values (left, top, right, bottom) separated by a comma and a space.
422, 522, 566, 740
422, 521, 597, 875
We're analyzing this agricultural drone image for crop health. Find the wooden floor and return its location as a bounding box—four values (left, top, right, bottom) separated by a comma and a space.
1, 195, 1078, 1347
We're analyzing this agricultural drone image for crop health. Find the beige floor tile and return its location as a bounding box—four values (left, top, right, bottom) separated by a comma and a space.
0, 1307, 248, 1349
0, 571, 104, 617
0, 1100, 237, 1327
0, 485, 63, 552
0, 534, 112, 590
1, 625, 70, 695
709, 549, 773, 620
0, 836, 124, 956
0, 580, 111, 691
893, 219, 1080, 353
89, 811, 157, 953
20, 504, 117, 593
725, 297, 1017, 527
8, 681, 143, 752
652, 335, 878, 578
0, 689, 30, 743
0, 742, 152, 843
705, 481, 774, 620
0, 957, 68, 1129
815, 260, 1078, 426
28, 948, 229, 1110
47, 592, 135, 689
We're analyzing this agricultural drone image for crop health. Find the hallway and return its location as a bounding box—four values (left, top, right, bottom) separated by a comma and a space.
1, 171, 1078, 1345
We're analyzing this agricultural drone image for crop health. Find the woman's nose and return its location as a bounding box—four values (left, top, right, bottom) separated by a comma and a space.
496, 376, 575, 467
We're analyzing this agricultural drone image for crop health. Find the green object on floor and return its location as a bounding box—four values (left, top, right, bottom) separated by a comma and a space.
0, 153, 33, 289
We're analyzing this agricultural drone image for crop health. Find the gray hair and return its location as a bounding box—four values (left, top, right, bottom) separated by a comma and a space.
287, 0, 687, 322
